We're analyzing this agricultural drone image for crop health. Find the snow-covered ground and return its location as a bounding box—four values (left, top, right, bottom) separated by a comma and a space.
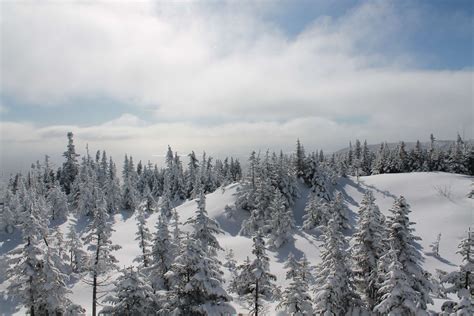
0, 172, 472, 315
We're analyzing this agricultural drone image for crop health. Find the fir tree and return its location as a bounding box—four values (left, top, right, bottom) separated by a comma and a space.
232, 230, 277, 316
83, 196, 121, 316
148, 213, 174, 291
103, 266, 157, 315
440, 230, 474, 314
134, 204, 152, 268
278, 253, 313, 315
65, 220, 88, 273
351, 191, 386, 310
313, 218, 358, 315
186, 190, 224, 256
383, 196, 432, 311
302, 191, 331, 231
266, 188, 295, 249
61, 132, 80, 195
375, 247, 427, 315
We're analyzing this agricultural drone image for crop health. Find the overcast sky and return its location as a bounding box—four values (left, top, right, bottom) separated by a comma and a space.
0, 0, 473, 175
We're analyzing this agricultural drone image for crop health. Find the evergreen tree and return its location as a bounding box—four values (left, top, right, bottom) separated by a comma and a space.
103, 266, 157, 315
440, 230, 474, 314
122, 155, 139, 212
278, 253, 313, 315
302, 191, 331, 231
351, 191, 386, 310
46, 181, 69, 221
61, 132, 80, 195
266, 188, 295, 249
232, 230, 277, 316
83, 196, 121, 316
186, 191, 224, 256
134, 205, 152, 268
313, 218, 358, 315
383, 196, 432, 311
65, 220, 88, 273
148, 214, 174, 291
331, 192, 350, 231
166, 234, 234, 315
375, 247, 427, 315
105, 157, 121, 213
295, 139, 307, 178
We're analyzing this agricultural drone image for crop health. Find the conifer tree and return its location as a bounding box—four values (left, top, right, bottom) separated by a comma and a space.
61, 132, 80, 195
166, 234, 234, 315
351, 191, 386, 310
46, 181, 69, 221
313, 218, 358, 315
302, 191, 331, 231
83, 196, 121, 316
65, 220, 88, 273
134, 205, 152, 268
232, 230, 277, 316
148, 213, 174, 291
278, 253, 312, 315
103, 266, 157, 315
105, 157, 121, 213
266, 188, 295, 249
383, 196, 432, 311
375, 247, 427, 315
440, 230, 474, 314
186, 191, 224, 256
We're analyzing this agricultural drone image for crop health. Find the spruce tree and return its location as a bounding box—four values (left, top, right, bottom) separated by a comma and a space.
383, 196, 432, 311
103, 266, 157, 315
351, 191, 386, 310
148, 213, 174, 291
313, 218, 358, 315
61, 132, 80, 195
134, 205, 152, 268
440, 230, 474, 314
277, 253, 313, 315
232, 230, 277, 316
83, 196, 121, 316
266, 188, 295, 249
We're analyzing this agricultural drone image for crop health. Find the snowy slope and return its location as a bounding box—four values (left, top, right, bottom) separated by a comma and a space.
0, 172, 472, 315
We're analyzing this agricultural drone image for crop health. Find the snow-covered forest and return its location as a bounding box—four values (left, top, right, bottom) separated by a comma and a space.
0, 132, 472, 315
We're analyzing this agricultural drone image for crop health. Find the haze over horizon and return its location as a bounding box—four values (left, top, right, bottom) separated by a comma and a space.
1, 0, 473, 175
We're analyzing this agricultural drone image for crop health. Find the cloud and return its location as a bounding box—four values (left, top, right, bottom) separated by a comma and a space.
0, 1, 472, 174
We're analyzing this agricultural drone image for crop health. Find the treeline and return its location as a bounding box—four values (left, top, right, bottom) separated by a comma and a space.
329, 134, 474, 176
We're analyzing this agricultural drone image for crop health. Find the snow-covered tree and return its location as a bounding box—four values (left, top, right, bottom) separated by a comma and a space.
103, 266, 157, 315
331, 192, 350, 231
313, 218, 358, 315
83, 196, 121, 316
351, 190, 386, 310
134, 205, 152, 268
266, 188, 295, 249
122, 155, 139, 212
105, 157, 121, 213
440, 230, 474, 314
60, 132, 80, 195
302, 191, 331, 231
148, 213, 174, 291
166, 234, 234, 315
430, 233, 442, 257
375, 247, 427, 315
232, 230, 277, 316
65, 220, 88, 273
46, 181, 69, 221
186, 190, 224, 256
383, 196, 433, 311
278, 253, 313, 315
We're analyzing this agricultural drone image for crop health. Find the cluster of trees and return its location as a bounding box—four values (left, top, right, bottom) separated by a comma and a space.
332, 134, 474, 177
0, 133, 472, 315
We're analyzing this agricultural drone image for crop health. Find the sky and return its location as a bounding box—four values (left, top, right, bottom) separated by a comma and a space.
0, 0, 473, 175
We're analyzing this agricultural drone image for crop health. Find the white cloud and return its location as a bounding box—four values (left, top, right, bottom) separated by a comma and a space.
0, 1, 472, 174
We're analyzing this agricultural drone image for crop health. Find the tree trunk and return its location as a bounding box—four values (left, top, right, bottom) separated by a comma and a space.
255, 279, 259, 316
92, 234, 101, 316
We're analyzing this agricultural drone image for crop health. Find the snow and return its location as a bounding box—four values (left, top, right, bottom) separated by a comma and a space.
0, 172, 472, 315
